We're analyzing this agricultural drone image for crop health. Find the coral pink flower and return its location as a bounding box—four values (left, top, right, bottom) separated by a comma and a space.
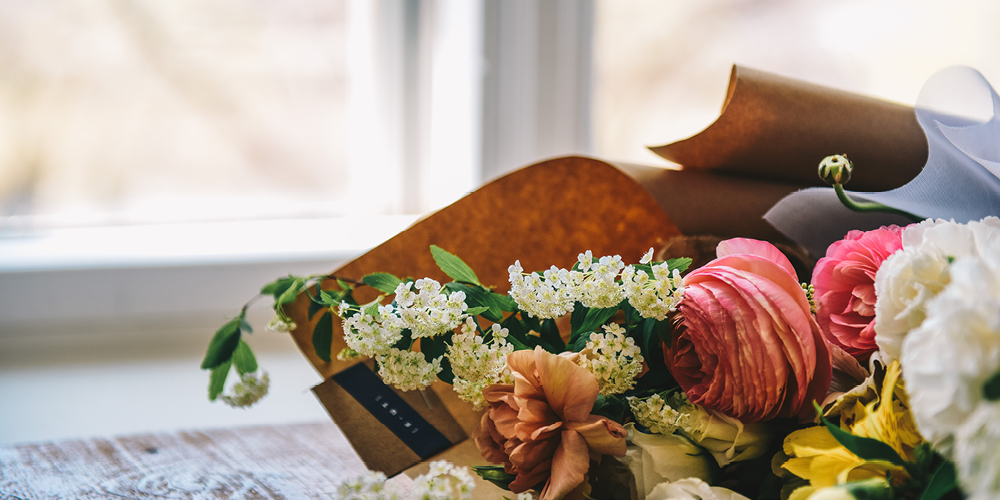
475, 346, 627, 500
812, 226, 902, 358
665, 238, 832, 423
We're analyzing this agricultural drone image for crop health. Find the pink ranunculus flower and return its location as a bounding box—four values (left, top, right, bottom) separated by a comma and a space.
475, 346, 627, 500
665, 238, 832, 423
812, 226, 903, 358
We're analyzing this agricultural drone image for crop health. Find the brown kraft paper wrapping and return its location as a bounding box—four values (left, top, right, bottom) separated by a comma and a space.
650, 65, 928, 191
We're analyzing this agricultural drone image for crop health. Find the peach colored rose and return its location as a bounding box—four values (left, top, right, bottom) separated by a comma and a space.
475, 346, 627, 500
665, 238, 832, 423
812, 226, 902, 358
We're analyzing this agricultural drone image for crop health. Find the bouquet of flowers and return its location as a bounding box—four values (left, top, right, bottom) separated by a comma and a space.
199, 67, 1000, 500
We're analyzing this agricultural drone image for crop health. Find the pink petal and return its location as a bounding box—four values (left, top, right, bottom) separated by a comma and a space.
533, 347, 599, 423
716, 238, 798, 280
540, 430, 590, 500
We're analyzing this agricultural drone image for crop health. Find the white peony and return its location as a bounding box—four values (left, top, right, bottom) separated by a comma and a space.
954, 403, 1000, 500
646, 478, 750, 500
901, 254, 1000, 456
874, 217, 1000, 362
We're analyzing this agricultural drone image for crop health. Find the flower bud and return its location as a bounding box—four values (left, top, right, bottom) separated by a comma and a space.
818, 154, 853, 185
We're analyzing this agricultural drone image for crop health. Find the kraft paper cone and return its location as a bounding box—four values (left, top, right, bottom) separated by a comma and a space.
285, 156, 682, 494
651, 65, 928, 192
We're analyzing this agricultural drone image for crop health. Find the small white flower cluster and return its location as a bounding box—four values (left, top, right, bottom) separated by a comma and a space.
628, 392, 693, 435
376, 348, 443, 392
621, 262, 685, 321
509, 249, 684, 321
447, 318, 514, 409
340, 302, 405, 358
335, 470, 401, 500
578, 324, 644, 395
266, 315, 296, 333
508, 261, 578, 319
333, 462, 475, 500
220, 371, 270, 409
394, 279, 469, 338
413, 461, 475, 500
577, 252, 627, 308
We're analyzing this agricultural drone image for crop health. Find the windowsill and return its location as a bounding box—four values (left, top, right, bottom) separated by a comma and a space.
0, 216, 419, 337
0, 216, 420, 272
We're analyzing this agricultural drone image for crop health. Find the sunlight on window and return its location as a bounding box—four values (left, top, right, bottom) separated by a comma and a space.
593, 0, 1000, 166
0, 0, 358, 231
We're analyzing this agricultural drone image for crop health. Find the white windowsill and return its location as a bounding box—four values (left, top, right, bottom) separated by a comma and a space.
0, 215, 419, 337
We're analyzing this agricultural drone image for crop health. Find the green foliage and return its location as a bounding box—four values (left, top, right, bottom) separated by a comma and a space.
983, 370, 1000, 401
472, 465, 515, 491
312, 311, 334, 363
208, 359, 232, 401
232, 340, 258, 375
420, 333, 454, 384
362, 273, 403, 294
573, 305, 620, 337
430, 245, 480, 285
919, 461, 958, 500
260, 276, 298, 297
591, 394, 626, 423
537, 318, 565, 351
465, 306, 490, 316
445, 283, 503, 322
201, 317, 242, 370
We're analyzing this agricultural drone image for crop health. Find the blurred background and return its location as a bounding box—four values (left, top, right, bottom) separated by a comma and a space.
2, 0, 999, 445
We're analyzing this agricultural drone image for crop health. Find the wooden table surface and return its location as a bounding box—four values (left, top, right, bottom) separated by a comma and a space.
0, 423, 376, 500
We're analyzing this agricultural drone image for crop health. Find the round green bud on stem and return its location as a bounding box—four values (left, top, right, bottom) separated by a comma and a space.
818, 154, 853, 185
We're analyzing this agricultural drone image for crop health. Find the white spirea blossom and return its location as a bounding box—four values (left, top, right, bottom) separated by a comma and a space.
394, 279, 469, 338
508, 261, 578, 319
578, 323, 643, 395
266, 315, 295, 333
621, 263, 684, 321
412, 460, 475, 500
447, 318, 514, 409
578, 255, 626, 308
875, 217, 1000, 362
334, 470, 401, 500
628, 392, 691, 435
640, 247, 654, 265
341, 302, 404, 358
901, 254, 1000, 457
376, 348, 442, 392
220, 371, 270, 408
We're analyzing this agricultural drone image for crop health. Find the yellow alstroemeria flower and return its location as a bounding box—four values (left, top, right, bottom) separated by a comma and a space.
782, 361, 924, 497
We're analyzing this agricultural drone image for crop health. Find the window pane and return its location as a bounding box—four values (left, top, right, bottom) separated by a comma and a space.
0, 0, 355, 230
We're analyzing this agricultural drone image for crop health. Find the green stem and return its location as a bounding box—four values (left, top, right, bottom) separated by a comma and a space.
833, 184, 923, 223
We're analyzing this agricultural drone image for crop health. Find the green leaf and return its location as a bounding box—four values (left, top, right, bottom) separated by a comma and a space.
232, 340, 258, 375
983, 370, 1000, 401
490, 292, 519, 313
208, 359, 232, 401
919, 460, 958, 500
820, 405, 907, 467
261, 276, 297, 296
430, 245, 480, 285
420, 333, 453, 384
500, 315, 533, 351
465, 306, 490, 316
275, 278, 305, 305
666, 257, 692, 274
312, 311, 334, 363
201, 318, 242, 369
446, 283, 502, 322
591, 394, 626, 422
574, 306, 620, 336
472, 465, 515, 491
642, 318, 671, 358
308, 284, 325, 320
538, 319, 565, 351
362, 273, 403, 294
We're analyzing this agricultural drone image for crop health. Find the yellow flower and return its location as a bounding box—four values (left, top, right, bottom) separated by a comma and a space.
781, 361, 924, 495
